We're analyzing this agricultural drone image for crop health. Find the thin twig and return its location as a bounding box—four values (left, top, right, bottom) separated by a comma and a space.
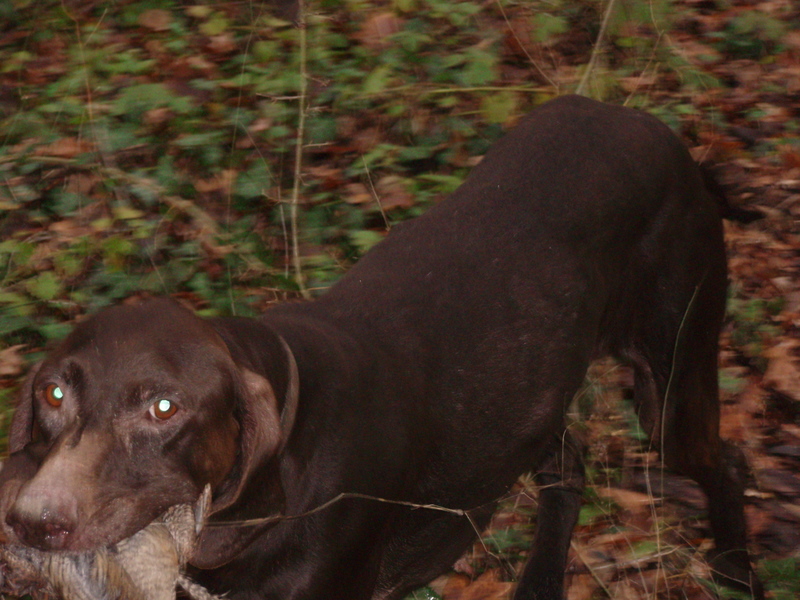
570, 541, 614, 597
362, 156, 390, 231
205, 488, 515, 577
207, 491, 472, 529
640, 276, 705, 598
494, 0, 558, 90
289, 0, 310, 298
575, 0, 618, 97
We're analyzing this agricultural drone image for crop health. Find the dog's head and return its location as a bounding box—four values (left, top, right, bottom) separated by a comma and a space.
0, 298, 296, 553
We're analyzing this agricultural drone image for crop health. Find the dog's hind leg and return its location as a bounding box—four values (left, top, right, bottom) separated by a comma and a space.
625, 262, 764, 599
513, 430, 584, 600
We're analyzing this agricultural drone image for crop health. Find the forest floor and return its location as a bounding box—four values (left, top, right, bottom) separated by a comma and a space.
0, 1, 799, 599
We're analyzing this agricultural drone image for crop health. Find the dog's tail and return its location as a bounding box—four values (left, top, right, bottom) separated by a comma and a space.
699, 164, 763, 223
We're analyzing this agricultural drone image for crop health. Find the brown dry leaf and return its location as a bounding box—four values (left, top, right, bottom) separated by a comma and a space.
186, 55, 216, 73
0, 345, 27, 378
50, 218, 91, 240
762, 339, 800, 400
306, 165, 344, 191
33, 137, 93, 158
139, 9, 171, 31
376, 175, 414, 210
440, 573, 472, 600
720, 398, 755, 443
565, 574, 599, 600
248, 118, 273, 134
358, 13, 403, 50
446, 570, 512, 600
502, 14, 533, 58
208, 34, 237, 55
65, 172, 98, 195
756, 468, 800, 496
196, 169, 237, 195
344, 182, 372, 205
606, 580, 642, 600
144, 107, 172, 126
589, 530, 650, 549
596, 488, 652, 516
782, 149, 800, 169
619, 74, 658, 93
352, 126, 382, 154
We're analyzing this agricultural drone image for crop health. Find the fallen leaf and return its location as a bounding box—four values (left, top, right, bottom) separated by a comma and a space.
65, 172, 98, 195
0, 345, 27, 378
762, 339, 800, 400
596, 487, 653, 515
358, 13, 403, 50
144, 107, 173, 126
565, 573, 598, 600
606, 580, 641, 600
448, 570, 512, 600
441, 573, 472, 600
376, 175, 414, 210
139, 9, 171, 31
33, 137, 93, 158
756, 469, 800, 497
344, 182, 372, 205
207, 33, 237, 55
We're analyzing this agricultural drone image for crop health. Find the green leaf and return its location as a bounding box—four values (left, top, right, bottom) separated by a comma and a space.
235, 162, 272, 199
200, 12, 230, 36
38, 321, 73, 341
174, 131, 225, 149
0, 292, 35, 316
25, 272, 61, 301
113, 206, 145, 221
481, 91, 518, 124
458, 46, 498, 86
629, 539, 660, 560
349, 230, 385, 254
531, 13, 568, 44
115, 83, 174, 117
363, 65, 394, 95
578, 503, 606, 526
407, 589, 440, 600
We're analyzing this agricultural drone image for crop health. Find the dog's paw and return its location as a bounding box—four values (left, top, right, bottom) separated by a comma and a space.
707, 548, 764, 600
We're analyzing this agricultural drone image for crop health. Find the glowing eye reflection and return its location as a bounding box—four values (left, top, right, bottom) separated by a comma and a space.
149, 399, 178, 420
44, 384, 64, 407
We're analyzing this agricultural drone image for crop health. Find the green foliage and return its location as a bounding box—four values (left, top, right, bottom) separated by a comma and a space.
483, 527, 529, 555
403, 587, 441, 600
713, 11, 787, 60
1, 0, 751, 354
727, 296, 783, 371
0, 4, 793, 600
758, 557, 800, 600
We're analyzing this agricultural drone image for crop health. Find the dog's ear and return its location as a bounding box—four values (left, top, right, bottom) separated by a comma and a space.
212, 338, 299, 513
274, 336, 299, 454
9, 362, 42, 453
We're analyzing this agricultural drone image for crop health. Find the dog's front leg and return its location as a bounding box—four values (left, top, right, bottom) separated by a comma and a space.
513, 431, 584, 600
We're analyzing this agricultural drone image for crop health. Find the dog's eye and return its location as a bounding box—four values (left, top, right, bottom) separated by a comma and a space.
149, 399, 178, 420
44, 384, 64, 407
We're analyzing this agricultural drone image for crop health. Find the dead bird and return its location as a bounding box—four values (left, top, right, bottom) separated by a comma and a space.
0, 486, 218, 600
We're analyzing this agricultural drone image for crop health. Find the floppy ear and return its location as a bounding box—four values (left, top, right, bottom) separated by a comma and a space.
192, 340, 299, 569
9, 362, 42, 453
211, 338, 299, 513
275, 336, 299, 454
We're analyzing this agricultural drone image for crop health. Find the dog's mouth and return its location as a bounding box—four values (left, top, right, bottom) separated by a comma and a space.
1, 487, 186, 554
0, 487, 212, 600
7, 515, 71, 552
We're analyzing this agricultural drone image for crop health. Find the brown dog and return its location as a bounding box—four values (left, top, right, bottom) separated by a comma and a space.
0, 95, 763, 599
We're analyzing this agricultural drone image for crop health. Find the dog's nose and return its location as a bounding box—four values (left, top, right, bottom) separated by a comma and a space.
6, 486, 78, 550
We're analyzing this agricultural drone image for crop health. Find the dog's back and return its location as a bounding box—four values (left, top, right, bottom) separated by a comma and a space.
256, 95, 760, 599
